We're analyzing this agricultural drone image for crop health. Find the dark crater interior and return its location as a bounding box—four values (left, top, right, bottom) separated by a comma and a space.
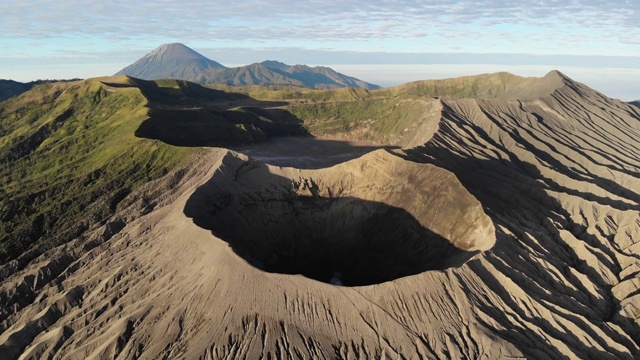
185, 170, 475, 286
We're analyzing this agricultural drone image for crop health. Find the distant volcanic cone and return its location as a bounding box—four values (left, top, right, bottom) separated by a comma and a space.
115, 43, 225, 80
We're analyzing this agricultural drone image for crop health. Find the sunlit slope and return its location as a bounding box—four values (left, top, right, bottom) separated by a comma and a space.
1, 71, 639, 359
0, 77, 194, 266
0, 76, 307, 267
400, 70, 640, 357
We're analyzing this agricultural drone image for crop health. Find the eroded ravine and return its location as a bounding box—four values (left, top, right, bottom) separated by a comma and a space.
2, 72, 640, 359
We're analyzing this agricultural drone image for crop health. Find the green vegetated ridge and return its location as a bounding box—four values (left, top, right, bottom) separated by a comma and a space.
0, 77, 191, 264
282, 71, 566, 142
384, 70, 566, 100
0, 76, 307, 266
287, 98, 432, 142
385, 72, 527, 98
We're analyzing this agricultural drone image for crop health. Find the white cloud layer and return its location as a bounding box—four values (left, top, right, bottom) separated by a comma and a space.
1, 1, 637, 53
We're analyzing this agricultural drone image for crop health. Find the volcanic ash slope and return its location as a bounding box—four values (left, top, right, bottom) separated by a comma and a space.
1, 70, 639, 359
1, 148, 498, 359
402, 70, 640, 358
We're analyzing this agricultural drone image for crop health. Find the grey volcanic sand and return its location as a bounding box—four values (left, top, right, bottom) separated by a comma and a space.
1, 71, 639, 359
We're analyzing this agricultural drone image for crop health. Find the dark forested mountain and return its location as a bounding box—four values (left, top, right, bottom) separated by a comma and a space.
261, 61, 380, 89
0, 80, 33, 102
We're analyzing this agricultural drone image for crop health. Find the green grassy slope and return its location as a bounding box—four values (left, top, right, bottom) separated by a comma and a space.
0, 76, 308, 266
380, 71, 565, 99
0, 77, 194, 264
282, 71, 568, 143
381, 72, 525, 98
287, 98, 434, 141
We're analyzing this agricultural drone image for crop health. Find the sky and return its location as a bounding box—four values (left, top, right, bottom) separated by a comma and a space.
1, 0, 639, 100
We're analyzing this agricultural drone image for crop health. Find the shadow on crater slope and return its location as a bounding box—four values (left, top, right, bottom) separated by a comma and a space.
184, 151, 494, 286
123, 78, 310, 147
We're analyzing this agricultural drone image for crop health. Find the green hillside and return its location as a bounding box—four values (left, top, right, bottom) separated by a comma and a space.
288, 98, 433, 141
379, 70, 566, 99
281, 71, 572, 143
0, 76, 307, 266
0, 77, 188, 265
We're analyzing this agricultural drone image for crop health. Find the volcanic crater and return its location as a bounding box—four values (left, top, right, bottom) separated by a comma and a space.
184, 150, 495, 286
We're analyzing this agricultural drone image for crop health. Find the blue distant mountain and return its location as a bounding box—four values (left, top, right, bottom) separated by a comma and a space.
115, 43, 225, 80
116, 43, 380, 90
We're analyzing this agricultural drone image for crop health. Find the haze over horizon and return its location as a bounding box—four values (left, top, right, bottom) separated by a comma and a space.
1, 0, 639, 100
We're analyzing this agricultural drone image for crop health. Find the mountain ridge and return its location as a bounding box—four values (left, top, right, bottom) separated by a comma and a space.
115, 43, 380, 90
384, 70, 569, 99
0, 79, 81, 102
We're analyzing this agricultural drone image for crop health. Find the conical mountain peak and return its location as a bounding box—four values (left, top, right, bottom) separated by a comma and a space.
145, 43, 209, 61
115, 43, 225, 80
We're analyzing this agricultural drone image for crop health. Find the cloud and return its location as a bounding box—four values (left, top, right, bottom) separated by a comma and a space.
1, 0, 637, 51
